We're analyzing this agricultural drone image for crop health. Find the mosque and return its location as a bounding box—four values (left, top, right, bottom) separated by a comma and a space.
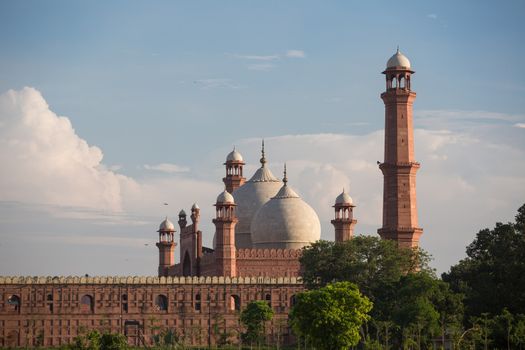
157, 146, 329, 279
0, 49, 423, 348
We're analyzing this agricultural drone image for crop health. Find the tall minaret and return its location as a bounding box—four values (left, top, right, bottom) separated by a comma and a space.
156, 217, 176, 277
331, 188, 357, 242
212, 190, 238, 277
378, 48, 423, 248
223, 147, 246, 193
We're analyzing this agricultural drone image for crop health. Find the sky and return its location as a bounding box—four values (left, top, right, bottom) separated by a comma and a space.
0, 1, 524, 276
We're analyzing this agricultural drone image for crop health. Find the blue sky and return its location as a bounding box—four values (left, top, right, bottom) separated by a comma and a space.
0, 1, 524, 275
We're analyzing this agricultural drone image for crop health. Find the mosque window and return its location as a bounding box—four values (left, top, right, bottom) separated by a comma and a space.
7, 295, 21, 313
290, 295, 297, 307
47, 294, 53, 313
80, 295, 94, 313
265, 293, 271, 306
155, 294, 168, 311
122, 294, 128, 313
230, 295, 240, 311
195, 294, 201, 311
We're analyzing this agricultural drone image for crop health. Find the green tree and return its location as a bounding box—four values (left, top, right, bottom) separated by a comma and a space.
300, 237, 431, 293
289, 281, 372, 350
240, 300, 274, 346
443, 204, 525, 319
71, 331, 128, 350
299, 235, 463, 349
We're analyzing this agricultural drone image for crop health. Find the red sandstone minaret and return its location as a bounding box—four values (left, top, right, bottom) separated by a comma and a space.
223, 148, 246, 193
156, 217, 176, 277
212, 190, 238, 277
331, 188, 357, 242
378, 48, 423, 248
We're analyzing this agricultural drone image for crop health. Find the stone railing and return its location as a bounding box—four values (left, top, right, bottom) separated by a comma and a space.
0, 275, 302, 285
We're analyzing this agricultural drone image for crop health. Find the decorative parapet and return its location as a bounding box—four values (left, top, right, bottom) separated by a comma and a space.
236, 248, 302, 259
0, 275, 303, 285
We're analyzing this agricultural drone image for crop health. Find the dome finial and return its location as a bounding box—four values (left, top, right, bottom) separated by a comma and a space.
283, 163, 288, 185
397, 45, 399, 53
260, 139, 267, 167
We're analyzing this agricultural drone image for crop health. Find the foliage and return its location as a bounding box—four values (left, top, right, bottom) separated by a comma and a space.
298, 236, 464, 349
299, 236, 432, 293
152, 329, 182, 349
240, 300, 274, 346
289, 281, 372, 350
443, 204, 525, 319
71, 331, 127, 350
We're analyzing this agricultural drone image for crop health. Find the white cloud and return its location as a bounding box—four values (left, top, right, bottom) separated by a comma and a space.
247, 63, 276, 71
233, 54, 279, 61
144, 163, 190, 173
0, 87, 130, 212
427, 14, 438, 19
514, 123, 525, 128
416, 109, 523, 123
193, 79, 240, 89
285, 50, 306, 58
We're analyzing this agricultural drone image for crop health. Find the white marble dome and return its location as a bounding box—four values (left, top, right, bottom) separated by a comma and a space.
216, 190, 235, 204
387, 48, 411, 69
335, 189, 353, 205
232, 160, 281, 248
226, 148, 243, 162
159, 217, 175, 232
251, 182, 321, 250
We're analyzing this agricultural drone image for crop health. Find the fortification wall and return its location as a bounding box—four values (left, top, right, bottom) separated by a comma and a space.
0, 276, 303, 348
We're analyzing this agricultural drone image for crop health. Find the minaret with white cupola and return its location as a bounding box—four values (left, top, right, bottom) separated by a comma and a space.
331, 188, 357, 242
156, 217, 176, 277
378, 48, 423, 248
213, 191, 238, 277
223, 147, 246, 193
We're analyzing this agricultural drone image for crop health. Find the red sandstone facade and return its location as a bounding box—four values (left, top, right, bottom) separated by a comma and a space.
0, 276, 303, 348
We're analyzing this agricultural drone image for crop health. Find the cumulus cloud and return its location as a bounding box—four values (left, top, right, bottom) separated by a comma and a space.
514, 123, 525, 128
0, 87, 219, 222
285, 50, 306, 58
0, 87, 131, 212
144, 163, 190, 173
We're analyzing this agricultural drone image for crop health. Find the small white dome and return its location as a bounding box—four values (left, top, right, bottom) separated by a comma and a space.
216, 190, 235, 204
159, 217, 175, 232
251, 183, 321, 250
335, 189, 353, 205
226, 148, 243, 162
387, 48, 411, 69
191, 203, 200, 210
